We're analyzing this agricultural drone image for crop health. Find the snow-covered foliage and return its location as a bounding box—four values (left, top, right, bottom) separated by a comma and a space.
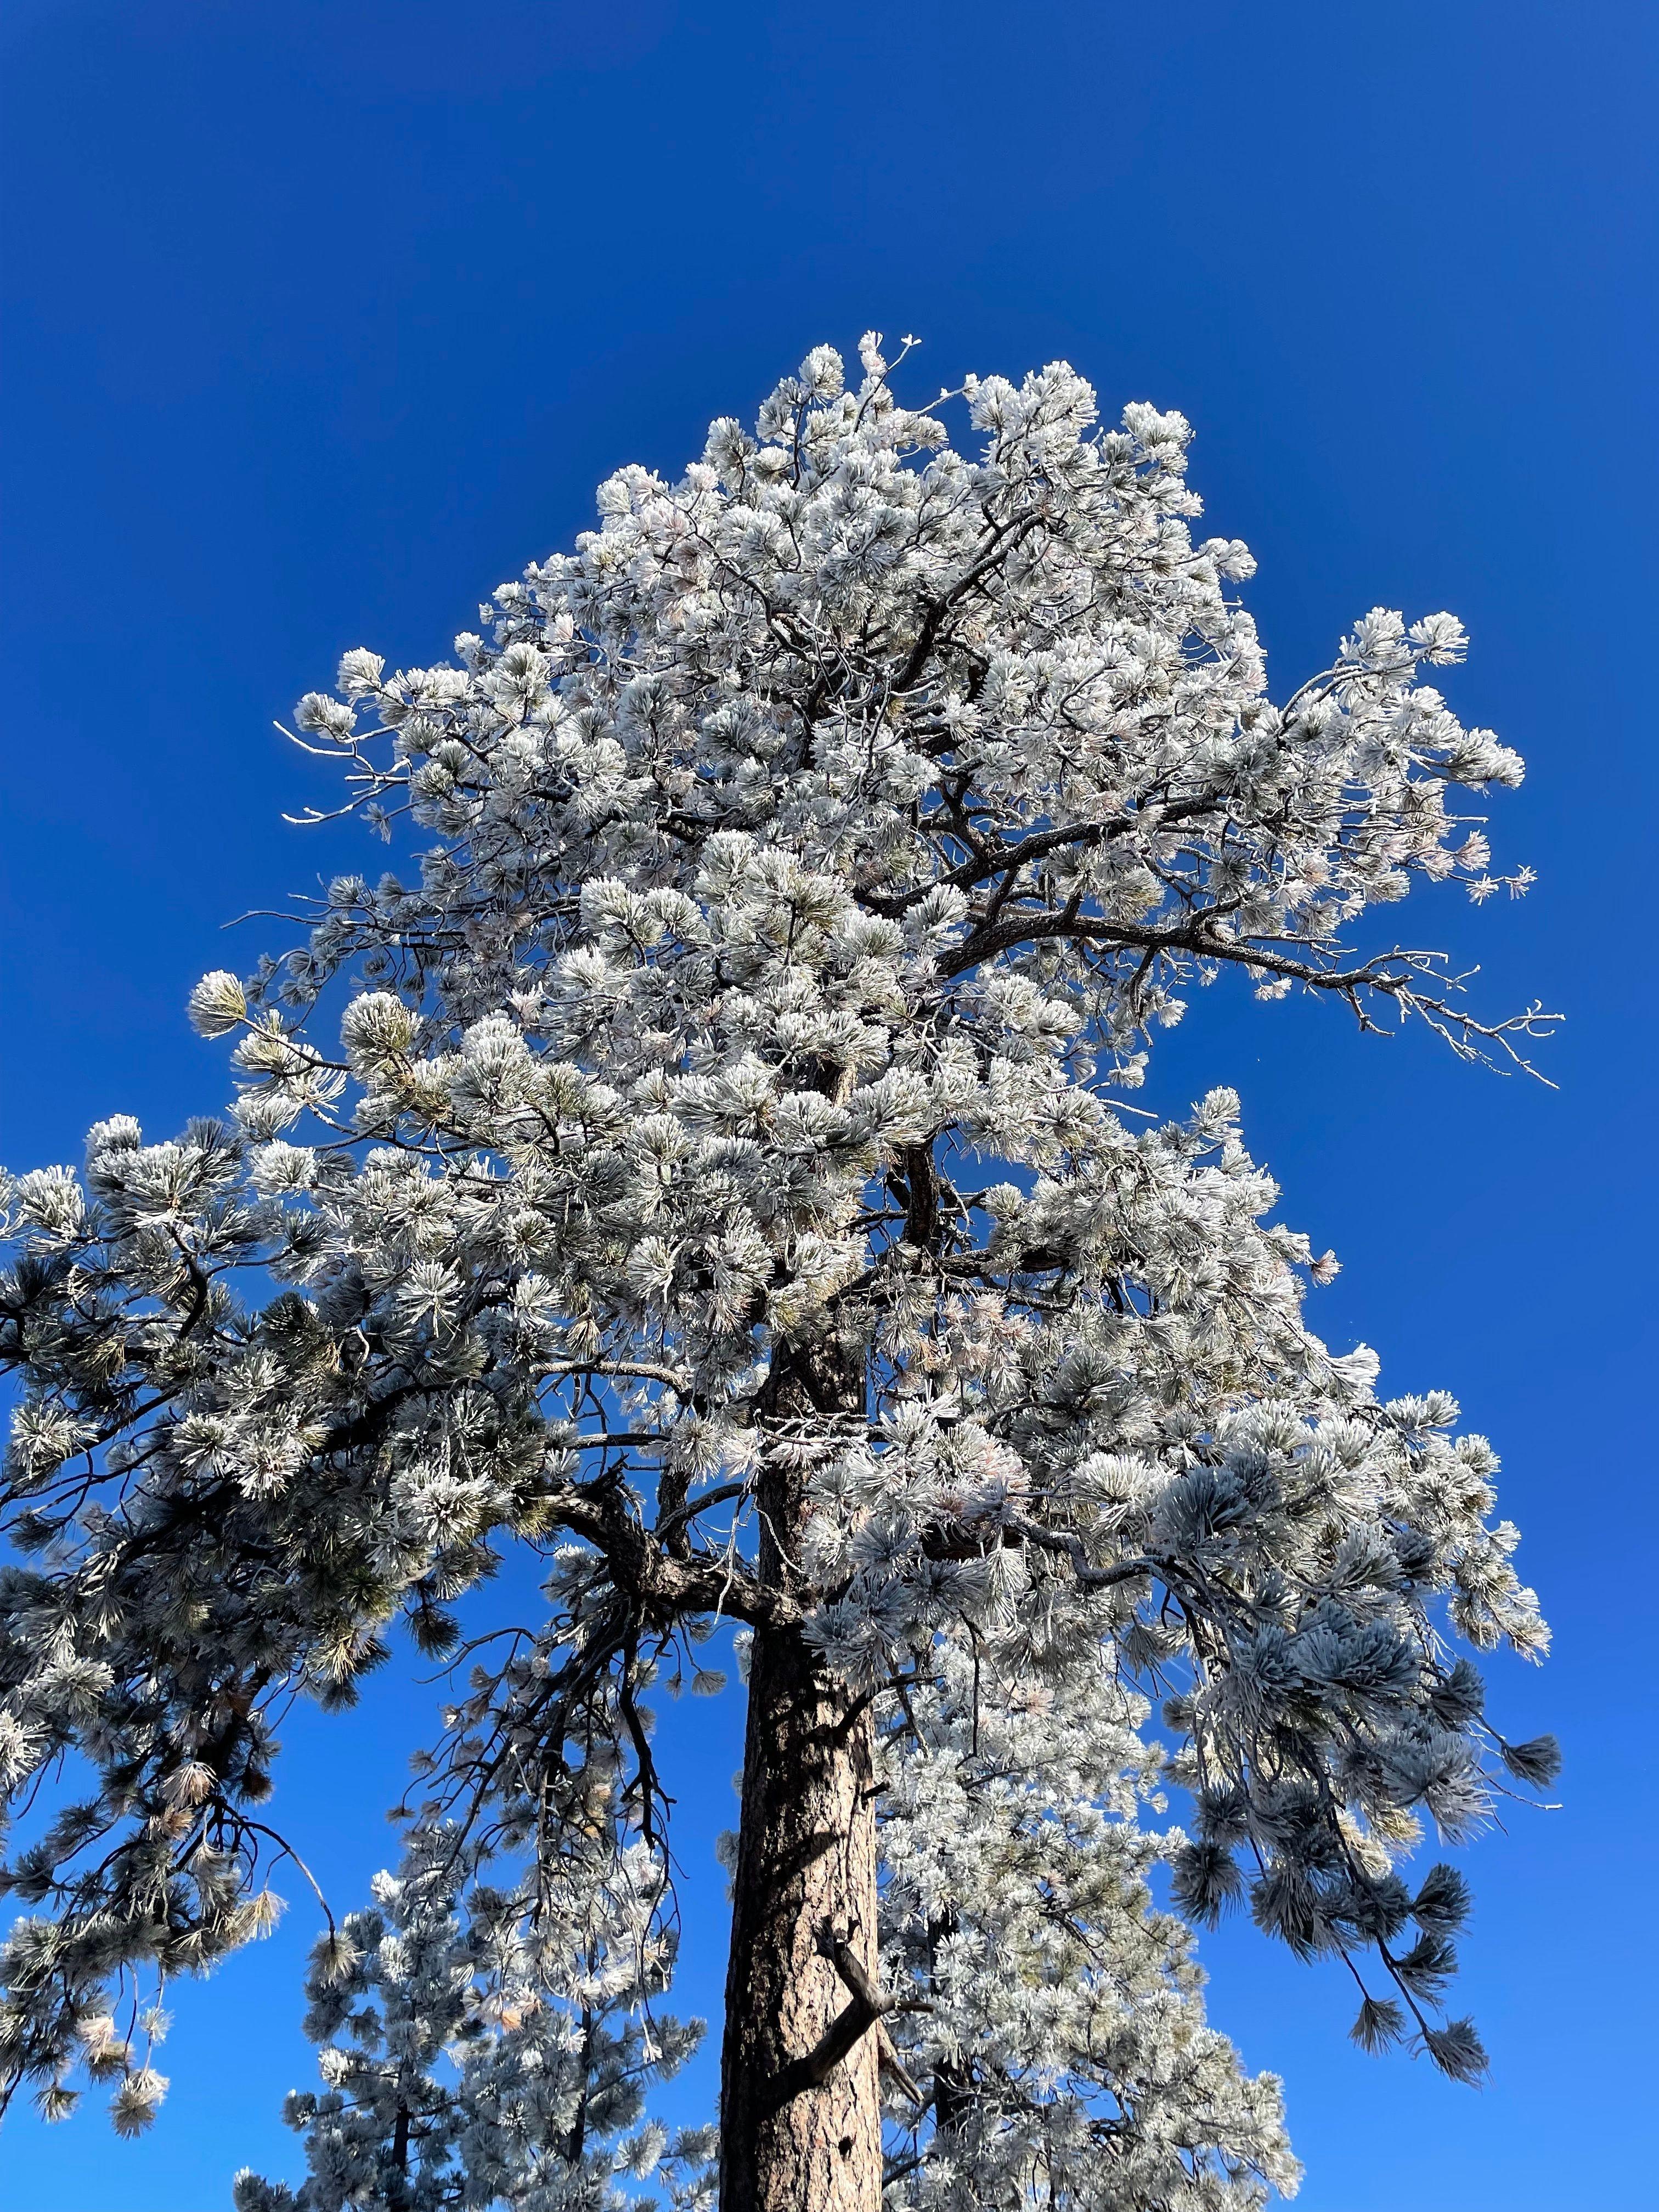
0, 338, 1554, 2203
232, 1830, 713, 2212
877, 1640, 1300, 2210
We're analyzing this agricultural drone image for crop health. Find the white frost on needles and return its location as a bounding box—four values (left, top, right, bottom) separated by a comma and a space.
0, 338, 1554, 2206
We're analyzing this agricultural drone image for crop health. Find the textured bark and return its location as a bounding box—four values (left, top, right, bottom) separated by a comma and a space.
718, 1338, 883, 2212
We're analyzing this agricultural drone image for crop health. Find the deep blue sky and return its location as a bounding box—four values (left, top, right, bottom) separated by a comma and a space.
2, 2, 1654, 2205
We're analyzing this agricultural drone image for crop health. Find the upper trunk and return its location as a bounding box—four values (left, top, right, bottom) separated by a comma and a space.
718, 1336, 883, 2212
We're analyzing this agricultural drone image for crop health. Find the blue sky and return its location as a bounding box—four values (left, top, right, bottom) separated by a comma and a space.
2, 1, 1655, 2204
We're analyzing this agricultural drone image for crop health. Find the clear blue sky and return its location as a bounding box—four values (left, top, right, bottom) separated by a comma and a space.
2, 2, 1654, 2205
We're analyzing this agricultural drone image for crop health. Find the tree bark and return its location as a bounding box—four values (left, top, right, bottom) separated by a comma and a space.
718, 1338, 882, 2212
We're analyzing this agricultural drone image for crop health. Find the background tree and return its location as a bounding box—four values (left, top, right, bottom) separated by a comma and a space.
0, 339, 1556, 2210
231, 1829, 715, 2212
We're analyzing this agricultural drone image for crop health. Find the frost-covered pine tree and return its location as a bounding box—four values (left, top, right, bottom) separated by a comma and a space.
0, 338, 1558, 2212
230, 1827, 715, 2212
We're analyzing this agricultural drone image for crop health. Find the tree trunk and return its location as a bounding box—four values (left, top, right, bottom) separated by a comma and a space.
719, 1340, 882, 2212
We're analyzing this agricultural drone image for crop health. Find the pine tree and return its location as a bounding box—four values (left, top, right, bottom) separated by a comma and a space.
0, 339, 1557, 2210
